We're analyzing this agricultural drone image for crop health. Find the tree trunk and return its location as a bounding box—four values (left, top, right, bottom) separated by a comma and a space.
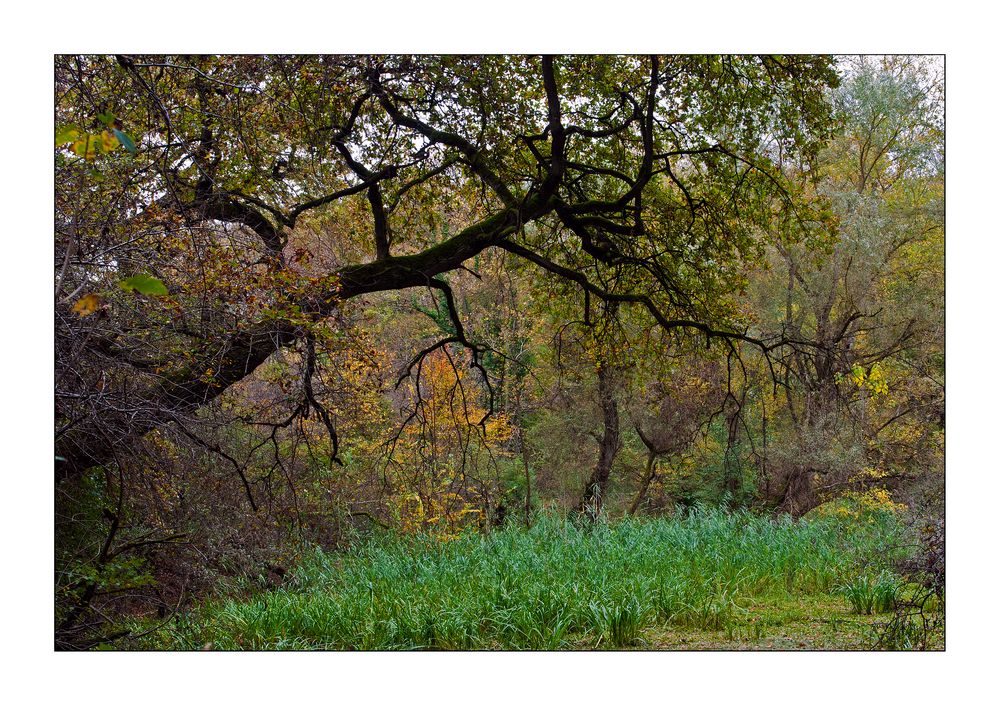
576, 364, 621, 519
723, 402, 742, 502
628, 450, 658, 516
520, 428, 533, 528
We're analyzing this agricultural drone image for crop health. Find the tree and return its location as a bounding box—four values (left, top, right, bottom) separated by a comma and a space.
627, 356, 725, 515
55, 54, 839, 482
752, 56, 944, 515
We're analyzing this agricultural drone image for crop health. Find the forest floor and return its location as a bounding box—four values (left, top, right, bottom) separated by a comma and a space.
125, 510, 942, 651
643, 595, 885, 650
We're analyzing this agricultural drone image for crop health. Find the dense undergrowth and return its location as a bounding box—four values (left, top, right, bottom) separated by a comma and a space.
124, 507, 939, 650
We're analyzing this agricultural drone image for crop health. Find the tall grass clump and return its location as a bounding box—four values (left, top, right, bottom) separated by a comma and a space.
588, 597, 646, 647
143, 507, 903, 650
839, 572, 901, 615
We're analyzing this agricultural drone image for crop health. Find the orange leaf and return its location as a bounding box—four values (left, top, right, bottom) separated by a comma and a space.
71, 293, 102, 317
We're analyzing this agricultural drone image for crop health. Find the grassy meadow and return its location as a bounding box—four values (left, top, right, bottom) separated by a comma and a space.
127, 508, 940, 650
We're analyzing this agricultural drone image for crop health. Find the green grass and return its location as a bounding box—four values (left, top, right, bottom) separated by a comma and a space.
131, 508, 921, 650
838, 571, 902, 615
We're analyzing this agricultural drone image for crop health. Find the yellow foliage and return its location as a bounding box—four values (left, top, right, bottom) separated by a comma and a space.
849, 487, 907, 514
71, 293, 102, 317
838, 363, 889, 397
387, 349, 511, 539
815, 479, 907, 520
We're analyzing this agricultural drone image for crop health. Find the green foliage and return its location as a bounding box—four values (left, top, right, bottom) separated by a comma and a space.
410, 288, 456, 336
55, 469, 158, 632
118, 273, 168, 296
55, 125, 81, 146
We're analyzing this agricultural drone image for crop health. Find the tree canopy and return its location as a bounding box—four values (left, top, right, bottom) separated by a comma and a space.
55, 54, 840, 476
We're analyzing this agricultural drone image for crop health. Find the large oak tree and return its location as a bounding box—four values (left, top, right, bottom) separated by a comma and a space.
55, 54, 839, 480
